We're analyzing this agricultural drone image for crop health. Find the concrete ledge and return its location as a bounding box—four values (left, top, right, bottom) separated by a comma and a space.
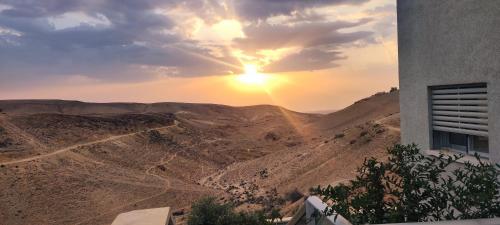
288, 196, 500, 225
111, 207, 174, 225
287, 196, 352, 225
423, 149, 487, 165
373, 218, 500, 225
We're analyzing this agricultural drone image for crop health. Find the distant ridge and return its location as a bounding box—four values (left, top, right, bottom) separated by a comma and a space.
0, 100, 306, 116
306, 109, 338, 114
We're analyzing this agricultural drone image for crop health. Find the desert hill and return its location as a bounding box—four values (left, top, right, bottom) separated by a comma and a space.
0, 91, 400, 225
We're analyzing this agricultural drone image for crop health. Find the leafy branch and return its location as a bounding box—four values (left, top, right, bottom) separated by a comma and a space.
311, 144, 500, 224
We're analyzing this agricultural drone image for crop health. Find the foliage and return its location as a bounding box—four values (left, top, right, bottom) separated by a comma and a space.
148, 130, 166, 143
311, 144, 500, 224
0, 137, 13, 148
285, 188, 305, 202
187, 197, 275, 225
259, 168, 270, 179
148, 130, 174, 145
334, 133, 345, 139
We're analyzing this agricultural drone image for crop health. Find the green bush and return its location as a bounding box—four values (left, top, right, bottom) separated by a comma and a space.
311, 144, 500, 224
187, 197, 274, 225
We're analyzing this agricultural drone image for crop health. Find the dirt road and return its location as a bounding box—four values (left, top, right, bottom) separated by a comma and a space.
1, 125, 175, 165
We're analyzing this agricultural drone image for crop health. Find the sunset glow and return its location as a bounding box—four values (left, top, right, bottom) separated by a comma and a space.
237, 65, 268, 86
0, 0, 398, 112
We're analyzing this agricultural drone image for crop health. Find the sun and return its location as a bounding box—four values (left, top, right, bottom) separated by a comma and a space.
237, 64, 268, 86
228, 64, 287, 92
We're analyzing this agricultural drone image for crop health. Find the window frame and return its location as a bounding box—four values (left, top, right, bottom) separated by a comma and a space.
429, 83, 489, 158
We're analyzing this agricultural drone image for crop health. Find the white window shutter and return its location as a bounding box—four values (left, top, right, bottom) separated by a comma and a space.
431, 84, 488, 137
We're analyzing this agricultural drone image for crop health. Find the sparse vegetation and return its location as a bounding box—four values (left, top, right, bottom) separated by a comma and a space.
389, 87, 398, 93
258, 168, 269, 179
224, 179, 285, 216
173, 209, 185, 216
148, 130, 174, 145
334, 133, 345, 139
0, 137, 13, 148
261, 188, 286, 215
312, 144, 500, 224
264, 132, 280, 141
157, 165, 166, 171
187, 197, 274, 225
285, 141, 301, 147
148, 130, 165, 143
285, 188, 304, 202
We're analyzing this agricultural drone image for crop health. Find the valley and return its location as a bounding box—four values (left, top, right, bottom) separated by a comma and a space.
0, 91, 400, 225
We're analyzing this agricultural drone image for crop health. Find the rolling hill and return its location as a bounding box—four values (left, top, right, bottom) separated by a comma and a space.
0, 91, 400, 225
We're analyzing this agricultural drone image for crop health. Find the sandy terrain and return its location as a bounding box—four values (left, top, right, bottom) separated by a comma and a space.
0, 91, 400, 225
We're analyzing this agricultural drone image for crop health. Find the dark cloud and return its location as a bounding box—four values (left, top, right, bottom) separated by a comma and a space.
0, 0, 175, 18
0, 0, 243, 82
263, 48, 345, 73
0, 0, 382, 85
234, 0, 369, 21
0, 0, 84, 17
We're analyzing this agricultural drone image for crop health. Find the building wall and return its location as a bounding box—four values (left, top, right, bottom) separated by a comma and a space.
397, 0, 500, 163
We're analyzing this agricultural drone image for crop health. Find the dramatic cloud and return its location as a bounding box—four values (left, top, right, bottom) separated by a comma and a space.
234, 0, 369, 21
0, 0, 174, 18
263, 48, 345, 73
234, 19, 373, 51
0, 0, 243, 82
0, 0, 387, 86
233, 18, 373, 72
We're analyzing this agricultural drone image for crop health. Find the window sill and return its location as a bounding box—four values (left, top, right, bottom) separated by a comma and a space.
423, 149, 488, 166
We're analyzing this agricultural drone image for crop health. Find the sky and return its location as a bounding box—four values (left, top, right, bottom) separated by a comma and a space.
0, 0, 398, 112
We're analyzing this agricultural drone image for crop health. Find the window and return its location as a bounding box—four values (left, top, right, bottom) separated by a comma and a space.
430, 83, 489, 157
449, 133, 467, 151
471, 136, 488, 154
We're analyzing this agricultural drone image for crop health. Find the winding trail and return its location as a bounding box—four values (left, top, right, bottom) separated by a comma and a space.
75, 143, 189, 225
0, 119, 183, 224
1, 125, 175, 165
143, 147, 184, 188
375, 113, 401, 132
0, 120, 188, 225
383, 124, 400, 132
199, 169, 226, 190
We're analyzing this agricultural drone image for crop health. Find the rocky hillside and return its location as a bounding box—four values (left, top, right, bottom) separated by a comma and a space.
0, 91, 400, 225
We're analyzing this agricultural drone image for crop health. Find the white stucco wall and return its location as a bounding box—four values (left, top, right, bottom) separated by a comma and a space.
397, 0, 500, 163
